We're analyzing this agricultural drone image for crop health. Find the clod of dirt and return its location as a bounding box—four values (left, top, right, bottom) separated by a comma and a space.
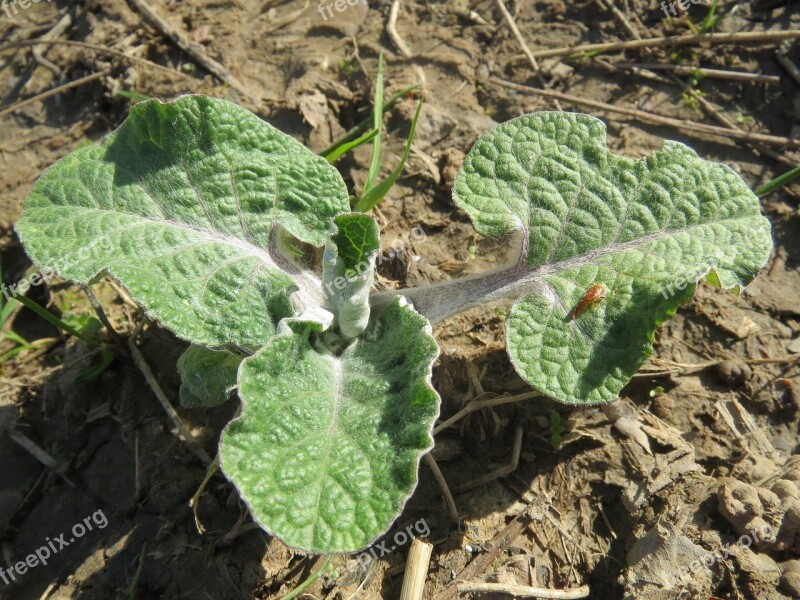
732, 453, 783, 483
717, 478, 800, 551
783, 463, 800, 482
540, 59, 574, 84
716, 359, 753, 386
718, 479, 770, 536
624, 522, 710, 599
780, 559, 800, 597
731, 546, 782, 598
773, 479, 800, 500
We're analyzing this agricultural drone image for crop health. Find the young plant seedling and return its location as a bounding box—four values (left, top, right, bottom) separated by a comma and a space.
15, 96, 773, 554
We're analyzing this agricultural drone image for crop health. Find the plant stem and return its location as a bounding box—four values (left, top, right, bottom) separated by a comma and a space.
83, 285, 124, 343
456, 582, 590, 598
374, 262, 527, 324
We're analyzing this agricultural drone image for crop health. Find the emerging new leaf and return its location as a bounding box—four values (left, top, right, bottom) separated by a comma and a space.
219, 297, 440, 553
322, 213, 380, 339
177, 345, 242, 407
451, 112, 772, 404
15, 95, 350, 347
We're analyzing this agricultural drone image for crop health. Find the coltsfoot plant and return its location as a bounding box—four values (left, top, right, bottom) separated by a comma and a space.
16, 96, 773, 553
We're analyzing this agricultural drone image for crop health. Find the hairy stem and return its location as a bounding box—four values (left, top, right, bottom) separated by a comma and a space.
373, 263, 533, 324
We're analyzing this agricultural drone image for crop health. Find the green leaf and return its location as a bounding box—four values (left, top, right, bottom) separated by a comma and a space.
177, 345, 242, 407
453, 112, 772, 405
116, 90, 153, 102
16, 95, 350, 347
219, 297, 440, 553
322, 213, 380, 339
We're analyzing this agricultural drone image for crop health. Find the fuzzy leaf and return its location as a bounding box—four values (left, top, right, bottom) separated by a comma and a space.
177, 345, 242, 407
16, 95, 349, 347
219, 297, 440, 553
322, 213, 380, 338
454, 112, 772, 404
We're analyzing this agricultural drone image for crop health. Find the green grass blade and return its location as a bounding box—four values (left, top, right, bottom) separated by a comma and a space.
75, 348, 114, 383
0, 345, 30, 362
280, 557, 332, 600
12, 294, 98, 345
319, 83, 421, 160
354, 99, 423, 213
0, 297, 17, 328
700, 0, 718, 33
362, 53, 385, 196
116, 90, 152, 102
324, 128, 378, 163
757, 166, 800, 197
4, 330, 33, 348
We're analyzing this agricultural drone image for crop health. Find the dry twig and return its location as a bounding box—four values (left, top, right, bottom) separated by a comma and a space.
424, 452, 459, 522
127, 335, 211, 464
595, 0, 640, 40
434, 391, 541, 435
0, 69, 111, 119
0, 39, 197, 80
126, 0, 258, 106
665, 72, 797, 167
456, 582, 590, 598
400, 538, 434, 600
775, 41, 800, 86
494, 0, 562, 110
490, 76, 799, 148
457, 425, 523, 491
509, 30, 800, 60
387, 0, 412, 58
28, 10, 73, 81
190, 456, 220, 533
7, 429, 75, 486
433, 509, 534, 600
615, 62, 781, 84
